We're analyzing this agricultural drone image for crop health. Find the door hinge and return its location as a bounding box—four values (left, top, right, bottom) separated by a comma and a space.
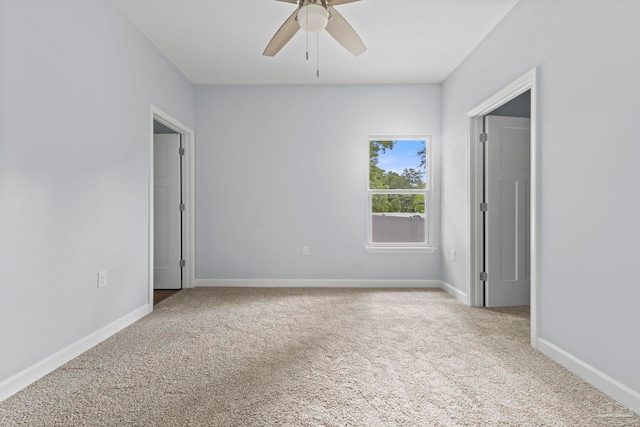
179, 259, 186, 268
179, 147, 185, 156
480, 272, 488, 282
179, 203, 185, 211
480, 202, 488, 212
479, 133, 488, 143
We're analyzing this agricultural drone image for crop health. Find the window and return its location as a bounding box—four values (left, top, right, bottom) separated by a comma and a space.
367, 136, 434, 253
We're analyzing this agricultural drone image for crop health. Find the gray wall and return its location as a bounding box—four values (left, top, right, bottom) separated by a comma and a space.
0, 0, 194, 383
490, 90, 530, 117
154, 121, 178, 134
195, 84, 441, 281
441, 0, 640, 396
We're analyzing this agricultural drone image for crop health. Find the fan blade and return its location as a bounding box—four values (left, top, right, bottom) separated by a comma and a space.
325, 6, 366, 56
263, 10, 301, 57
328, 0, 360, 5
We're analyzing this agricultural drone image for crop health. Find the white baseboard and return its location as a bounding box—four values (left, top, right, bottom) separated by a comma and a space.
195, 279, 442, 288
0, 304, 151, 402
537, 338, 640, 415
439, 281, 469, 304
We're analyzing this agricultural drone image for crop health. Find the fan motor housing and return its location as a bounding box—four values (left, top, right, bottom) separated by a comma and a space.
297, 2, 330, 32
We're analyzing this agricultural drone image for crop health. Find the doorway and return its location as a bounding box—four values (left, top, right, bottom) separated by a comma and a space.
466, 69, 538, 347
153, 130, 182, 290
149, 106, 194, 308
482, 112, 531, 306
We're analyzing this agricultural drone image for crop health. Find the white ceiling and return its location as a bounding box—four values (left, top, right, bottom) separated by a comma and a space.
109, 0, 519, 85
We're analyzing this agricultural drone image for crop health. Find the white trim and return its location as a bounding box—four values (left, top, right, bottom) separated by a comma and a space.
369, 134, 429, 142
196, 279, 442, 288
0, 304, 150, 402
537, 338, 640, 415
466, 68, 538, 348
440, 281, 469, 304
364, 246, 437, 254
149, 105, 197, 308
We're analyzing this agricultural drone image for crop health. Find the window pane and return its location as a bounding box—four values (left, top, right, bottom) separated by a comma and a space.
370, 139, 426, 190
371, 194, 426, 243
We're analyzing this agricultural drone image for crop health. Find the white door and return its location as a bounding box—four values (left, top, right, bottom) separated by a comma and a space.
484, 116, 531, 307
154, 134, 182, 290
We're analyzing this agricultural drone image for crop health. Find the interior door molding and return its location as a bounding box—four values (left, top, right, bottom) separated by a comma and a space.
149, 105, 196, 307
465, 68, 538, 348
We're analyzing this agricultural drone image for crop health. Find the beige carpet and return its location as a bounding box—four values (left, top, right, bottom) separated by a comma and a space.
0, 288, 638, 426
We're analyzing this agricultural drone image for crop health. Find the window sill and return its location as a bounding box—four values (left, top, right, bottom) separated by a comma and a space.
364, 246, 438, 254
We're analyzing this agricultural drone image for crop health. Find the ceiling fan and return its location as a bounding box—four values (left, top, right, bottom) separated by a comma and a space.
263, 0, 367, 57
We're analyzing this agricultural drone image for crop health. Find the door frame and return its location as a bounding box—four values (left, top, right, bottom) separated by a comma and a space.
149, 105, 195, 308
466, 68, 538, 347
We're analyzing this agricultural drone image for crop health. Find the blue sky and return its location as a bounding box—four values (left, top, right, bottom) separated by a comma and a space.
377, 140, 425, 174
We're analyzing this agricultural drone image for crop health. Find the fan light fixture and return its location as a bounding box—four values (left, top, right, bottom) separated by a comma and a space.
297, 4, 329, 32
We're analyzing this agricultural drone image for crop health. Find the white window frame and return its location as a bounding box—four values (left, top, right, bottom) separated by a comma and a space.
366, 135, 436, 254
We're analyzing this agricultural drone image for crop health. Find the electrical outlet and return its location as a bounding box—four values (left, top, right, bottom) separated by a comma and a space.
302, 246, 310, 256
450, 250, 456, 262
97, 270, 108, 288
